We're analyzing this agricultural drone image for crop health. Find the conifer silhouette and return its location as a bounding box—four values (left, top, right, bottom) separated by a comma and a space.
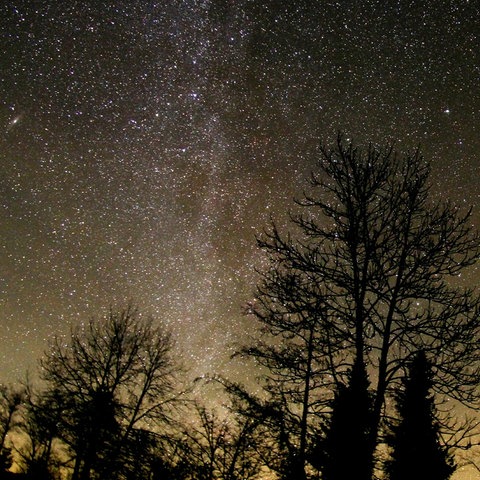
385, 351, 454, 480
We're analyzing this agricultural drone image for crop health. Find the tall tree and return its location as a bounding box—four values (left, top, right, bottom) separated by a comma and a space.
242, 135, 480, 477
385, 350, 455, 480
38, 305, 183, 480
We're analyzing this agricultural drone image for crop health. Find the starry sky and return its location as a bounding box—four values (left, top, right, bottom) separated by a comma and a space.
1, 0, 479, 403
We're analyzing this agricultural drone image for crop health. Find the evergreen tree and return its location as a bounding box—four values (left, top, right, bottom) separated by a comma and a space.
385, 351, 455, 480
311, 357, 373, 480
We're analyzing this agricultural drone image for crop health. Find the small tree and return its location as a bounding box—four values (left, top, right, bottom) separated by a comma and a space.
310, 357, 373, 480
385, 351, 455, 480
178, 401, 264, 480
38, 305, 183, 480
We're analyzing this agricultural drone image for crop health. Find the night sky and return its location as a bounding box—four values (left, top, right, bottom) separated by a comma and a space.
1, 0, 479, 422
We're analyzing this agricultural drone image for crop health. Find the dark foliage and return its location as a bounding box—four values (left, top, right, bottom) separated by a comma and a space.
0, 449, 12, 475
311, 358, 374, 480
385, 351, 455, 480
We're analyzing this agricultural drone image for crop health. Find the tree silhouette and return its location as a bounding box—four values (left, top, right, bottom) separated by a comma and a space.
385, 351, 455, 480
0, 385, 26, 475
38, 305, 183, 480
240, 226, 345, 479
241, 134, 480, 477
15, 385, 64, 480
310, 357, 373, 480
176, 400, 264, 480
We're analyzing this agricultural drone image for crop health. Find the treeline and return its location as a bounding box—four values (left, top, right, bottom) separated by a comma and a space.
2, 136, 480, 480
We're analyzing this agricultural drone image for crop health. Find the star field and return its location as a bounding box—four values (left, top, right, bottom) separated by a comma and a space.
1, 0, 479, 416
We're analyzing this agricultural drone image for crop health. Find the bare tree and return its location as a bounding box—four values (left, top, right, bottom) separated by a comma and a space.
241, 135, 480, 478
38, 305, 183, 480
177, 401, 264, 480
241, 257, 342, 480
